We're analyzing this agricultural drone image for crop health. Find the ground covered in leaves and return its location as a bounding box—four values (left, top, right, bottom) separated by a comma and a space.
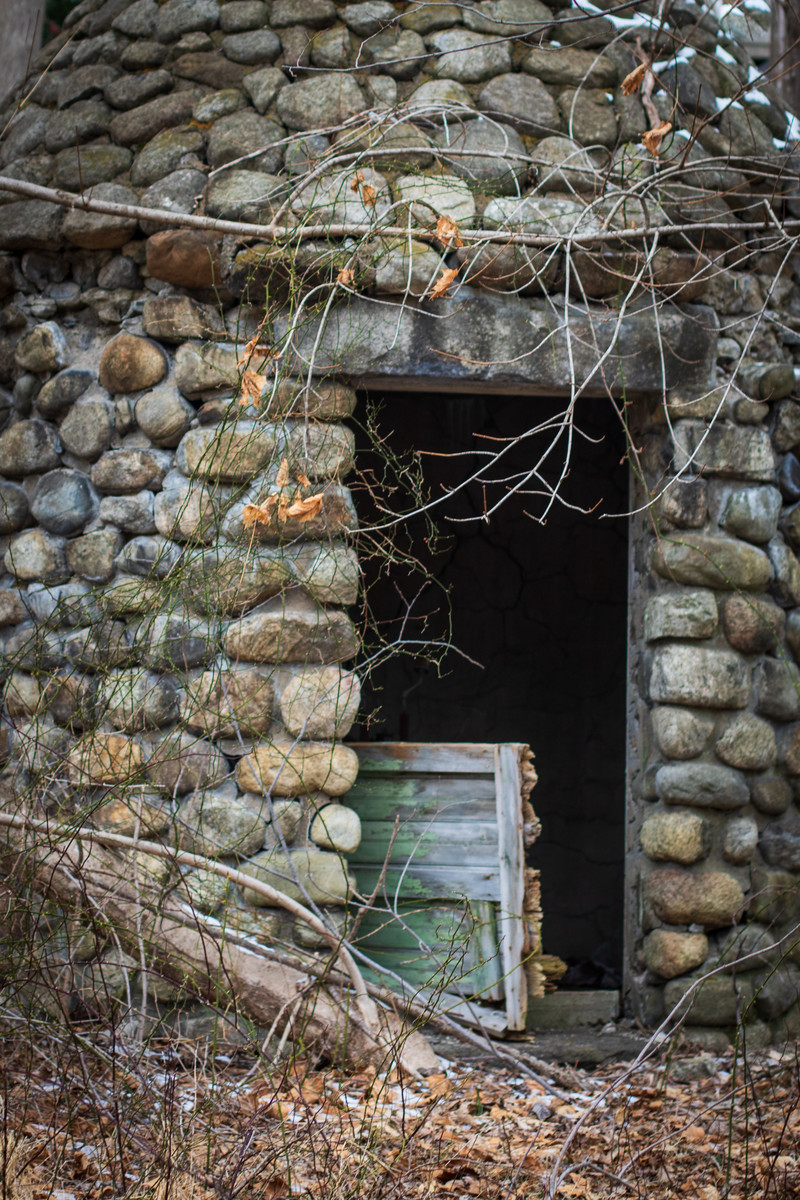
2, 1024, 800, 1200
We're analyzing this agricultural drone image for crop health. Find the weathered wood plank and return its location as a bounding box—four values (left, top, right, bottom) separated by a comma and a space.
351, 819, 499, 867
495, 744, 527, 1031
353, 864, 501, 903
349, 743, 498, 775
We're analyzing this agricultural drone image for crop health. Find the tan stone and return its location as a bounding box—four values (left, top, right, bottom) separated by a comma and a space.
266, 379, 357, 420
176, 423, 278, 482
92, 790, 170, 836
237, 740, 359, 796
99, 333, 168, 394
146, 229, 222, 289
286, 422, 355, 480
651, 706, 714, 760
225, 604, 358, 664
68, 732, 146, 784
640, 811, 708, 864
715, 713, 776, 770
145, 731, 228, 796
280, 666, 361, 739
240, 847, 354, 905
722, 594, 784, 654
643, 930, 708, 980
309, 803, 362, 853
652, 534, 771, 591
182, 668, 275, 737
648, 868, 745, 928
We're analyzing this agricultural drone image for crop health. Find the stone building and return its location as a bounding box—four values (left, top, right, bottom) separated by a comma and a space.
0, 0, 799, 1045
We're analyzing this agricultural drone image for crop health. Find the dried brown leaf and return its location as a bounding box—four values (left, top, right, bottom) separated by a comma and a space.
337, 267, 355, 286
621, 62, 648, 95
436, 215, 463, 247
239, 368, 266, 407
350, 170, 365, 192
642, 120, 672, 157
429, 267, 459, 300
285, 493, 324, 522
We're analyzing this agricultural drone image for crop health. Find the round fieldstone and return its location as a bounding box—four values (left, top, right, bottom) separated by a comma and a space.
97, 257, 141, 290
430, 27, 511, 82
280, 667, 361, 739
130, 128, 206, 188
67, 529, 122, 582
121, 39, 169, 69
237, 740, 359, 796
220, 1, 268, 31
222, 29, 281, 63
178, 783, 266, 858
0, 483, 30, 534
643, 590, 718, 641
4, 528, 69, 583
722, 594, 784, 654
140, 169, 208, 236
463, 0, 552, 35
59, 400, 114, 462
97, 669, 179, 731
754, 656, 800, 721
0, 419, 61, 476
108, 88, 203, 146
523, 45, 618, 88
435, 117, 527, 194
751, 775, 791, 815
649, 645, 750, 710
722, 815, 759, 864
204, 169, 285, 220
61, 183, 139, 250
760, 815, 800, 871
36, 368, 94, 419
243, 66, 286, 114
156, 0, 221, 41
393, 172, 476, 224
655, 762, 749, 810
557, 87, 617, 148
240, 846, 354, 905
44, 99, 113, 155
207, 111, 285, 173
342, 0, 394, 34
91, 448, 172, 493
116, 535, 181, 578
14, 321, 71, 373
643, 930, 708, 980
478, 73, 561, 137
145, 228, 221, 289
651, 706, 714, 760
99, 333, 168, 393
648, 868, 745, 928
529, 135, 600, 193
181, 867, 235, 913
360, 28, 426, 78
640, 811, 708, 864
715, 713, 776, 770
176, 423, 277, 482
183, 667, 275, 737
193, 88, 246, 123
146, 729, 227, 795
135, 387, 195, 447
721, 485, 782, 544
52, 144, 133, 190
31, 470, 98, 535
103, 69, 173, 112
276, 73, 366, 131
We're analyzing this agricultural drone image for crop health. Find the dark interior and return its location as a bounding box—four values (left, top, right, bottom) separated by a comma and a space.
351, 392, 629, 979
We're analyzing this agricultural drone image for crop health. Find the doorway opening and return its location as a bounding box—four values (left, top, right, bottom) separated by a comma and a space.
351, 392, 629, 982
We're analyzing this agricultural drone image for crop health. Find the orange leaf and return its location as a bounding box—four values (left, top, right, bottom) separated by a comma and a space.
429, 267, 459, 300
297, 472, 311, 487
361, 183, 377, 207
242, 497, 278, 528
237, 333, 273, 368
435, 215, 463, 247
239, 368, 265, 407
350, 170, 365, 192
337, 267, 355, 286
285, 493, 324, 522
275, 457, 290, 489
621, 62, 648, 95
642, 120, 672, 156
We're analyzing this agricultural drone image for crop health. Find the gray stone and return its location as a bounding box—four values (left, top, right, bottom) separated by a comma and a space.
178, 783, 266, 858
97, 668, 179, 731
720, 485, 782, 544
286, 422, 354, 480
722, 815, 759, 865
220, 1, 268, 32
529, 136, 600, 193
108, 88, 203, 147
142, 296, 225, 343
130, 128, 206, 188
651, 706, 714, 760
309, 803, 362, 853
15, 322, 71, 373
276, 73, 366, 130
225, 601, 358, 663
140, 610, 216, 669
649, 645, 749, 709
655, 762, 750, 811
369, 239, 442, 297
67, 529, 122, 582
99, 491, 156, 534
772, 399, 800, 452
715, 713, 776, 770
242, 66, 286, 114
522, 46, 618, 88
156, 0, 220, 41
174, 342, 239, 398
768, 537, 800, 607
192, 89, 247, 123
652, 533, 771, 591
221, 29, 281, 63
180, 867, 235, 913
310, 24, 353, 69
104, 69, 173, 111
0, 483, 30, 534
240, 846, 354, 905
664, 973, 755, 1026
52, 144, 133, 190
360, 28, 426, 79
146, 730, 227, 796
557, 88, 618, 148
271, 0, 335, 24
0, 419, 61, 476
237, 739, 359, 797
673, 422, 775, 482
121, 39, 169, 69
648, 868, 746, 929
658, 478, 708, 529
112, 0, 158, 36
31, 470, 98, 536
640, 810, 708, 864
755, 656, 800, 721
176, 423, 277, 481
429, 28, 511, 82
435, 117, 527, 194
643, 929, 708, 980
173, 49, 246, 89
0, 201, 64, 253
97, 256, 141, 291
36, 369, 94, 420
116, 534, 180, 578
139, 168, 207, 236
760, 815, 800, 871
91, 448, 172, 494
62, 183, 139, 249
0, 106, 49, 167
464, 0, 550, 33
44, 99, 113, 155
393, 171, 476, 224
478, 73, 561, 138
643, 590, 717, 641
400, 1, 460, 32
751, 775, 792, 815
56, 64, 120, 109
4, 529, 69, 584
59, 400, 114, 462
134, 387, 195, 447
756, 965, 800, 1022
207, 111, 285, 173
279, 666, 360, 739
342, 0, 394, 34
63, 620, 131, 670
204, 170, 285, 220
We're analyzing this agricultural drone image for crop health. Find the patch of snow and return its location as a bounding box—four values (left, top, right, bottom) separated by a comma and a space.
745, 89, 770, 104
715, 45, 736, 63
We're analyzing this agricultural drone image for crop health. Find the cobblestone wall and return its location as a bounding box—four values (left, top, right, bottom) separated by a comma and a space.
0, 0, 799, 1037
